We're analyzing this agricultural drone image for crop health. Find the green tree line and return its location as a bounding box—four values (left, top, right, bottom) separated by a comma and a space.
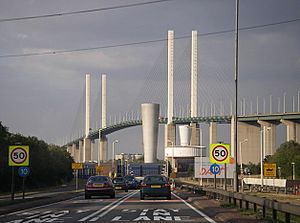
243, 141, 300, 179
0, 122, 74, 192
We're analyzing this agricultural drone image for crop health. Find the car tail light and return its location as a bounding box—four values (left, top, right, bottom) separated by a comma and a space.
164, 184, 170, 188
141, 183, 150, 188
86, 182, 93, 188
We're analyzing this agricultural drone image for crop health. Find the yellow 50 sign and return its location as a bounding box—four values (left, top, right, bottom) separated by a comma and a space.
9, 146, 29, 166
210, 144, 230, 164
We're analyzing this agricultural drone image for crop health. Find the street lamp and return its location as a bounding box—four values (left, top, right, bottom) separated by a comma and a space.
291, 162, 295, 180
260, 126, 271, 191
278, 166, 281, 179
112, 140, 119, 173
239, 139, 248, 192
260, 127, 264, 190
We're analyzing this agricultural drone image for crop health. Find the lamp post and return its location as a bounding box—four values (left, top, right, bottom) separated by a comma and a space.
260, 126, 271, 191
278, 166, 281, 179
239, 139, 248, 192
200, 128, 203, 186
291, 162, 295, 180
260, 127, 264, 190
112, 140, 119, 174
167, 140, 174, 175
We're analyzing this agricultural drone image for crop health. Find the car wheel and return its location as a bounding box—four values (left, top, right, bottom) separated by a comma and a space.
85, 194, 91, 199
110, 193, 115, 198
125, 189, 128, 192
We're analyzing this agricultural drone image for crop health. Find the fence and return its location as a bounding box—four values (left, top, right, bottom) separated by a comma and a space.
176, 180, 300, 223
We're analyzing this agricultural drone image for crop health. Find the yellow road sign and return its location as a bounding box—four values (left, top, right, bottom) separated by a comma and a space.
9, 146, 29, 166
96, 165, 104, 173
210, 144, 230, 164
72, 163, 83, 170
264, 163, 277, 177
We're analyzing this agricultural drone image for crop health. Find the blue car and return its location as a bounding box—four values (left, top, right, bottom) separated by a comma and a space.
124, 175, 139, 189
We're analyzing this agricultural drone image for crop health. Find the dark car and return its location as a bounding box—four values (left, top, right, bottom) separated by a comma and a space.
124, 175, 139, 189
85, 175, 115, 199
112, 177, 128, 192
140, 175, 171, 200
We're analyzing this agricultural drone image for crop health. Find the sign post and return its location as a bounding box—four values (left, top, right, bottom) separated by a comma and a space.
8, 145, 29, 200
18, 166, 30, 199
72, 163, 83, 191
210, 164, 221, 189
210, 144, 230, 189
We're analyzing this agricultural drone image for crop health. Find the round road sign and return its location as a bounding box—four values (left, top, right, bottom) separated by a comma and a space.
18, 166, 30, 177
210, 164, 221, 175
210, 144, 230, 164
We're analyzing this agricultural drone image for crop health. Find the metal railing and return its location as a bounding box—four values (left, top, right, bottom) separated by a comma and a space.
176, 180, 300, 223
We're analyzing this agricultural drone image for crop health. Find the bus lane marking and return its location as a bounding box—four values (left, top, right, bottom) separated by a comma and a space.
78, 191, 137, 222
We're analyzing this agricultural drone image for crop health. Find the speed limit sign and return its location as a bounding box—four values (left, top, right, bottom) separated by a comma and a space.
210, 144, 230, 164
9, 146, 29, 166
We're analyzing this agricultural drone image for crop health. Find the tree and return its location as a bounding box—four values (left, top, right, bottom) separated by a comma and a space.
0, 122, 74, 191
265, 141, 300, 179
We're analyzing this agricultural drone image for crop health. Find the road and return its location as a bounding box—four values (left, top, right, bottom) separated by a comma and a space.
0, 190, 216, 223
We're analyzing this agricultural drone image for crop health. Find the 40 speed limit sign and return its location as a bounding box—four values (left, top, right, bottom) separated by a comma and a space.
210, 144, 230, 164
9, 146, 29, 166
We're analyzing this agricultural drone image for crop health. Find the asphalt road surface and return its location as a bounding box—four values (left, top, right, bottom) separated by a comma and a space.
0, 190, 217, 223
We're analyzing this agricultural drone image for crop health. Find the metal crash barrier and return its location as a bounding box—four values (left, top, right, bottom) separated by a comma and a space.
176, 180, 300, 223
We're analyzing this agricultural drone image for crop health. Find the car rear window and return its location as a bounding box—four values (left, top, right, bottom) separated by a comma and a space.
89, 176, 109, 183
144, 176, 167, 183
125, 176, 134, 180
113, 178, 125, 183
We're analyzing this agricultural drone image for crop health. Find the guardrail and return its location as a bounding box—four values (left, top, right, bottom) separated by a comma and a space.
176, 181, 300, 223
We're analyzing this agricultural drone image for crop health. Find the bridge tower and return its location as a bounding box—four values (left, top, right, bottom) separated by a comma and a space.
83, 74, 92, 162
99, 74, 108, 162
190, 30, 200, 146
165, 30, 176, 148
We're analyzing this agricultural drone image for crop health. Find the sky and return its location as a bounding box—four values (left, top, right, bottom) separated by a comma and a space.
0, 0, 299, 159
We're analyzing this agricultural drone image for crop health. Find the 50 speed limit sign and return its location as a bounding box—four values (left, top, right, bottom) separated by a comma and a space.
210, 144, 230, 164
9, 146, 29, 166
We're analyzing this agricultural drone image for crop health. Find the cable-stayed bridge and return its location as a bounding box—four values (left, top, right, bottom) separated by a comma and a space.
65, 30, 300, 166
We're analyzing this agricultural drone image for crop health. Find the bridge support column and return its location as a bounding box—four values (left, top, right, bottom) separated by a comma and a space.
99, 136, 108, 162
165, 123, 176, 172
231, 116, 262, 164
73, 143, 79, 162
235, 122, 261, 164
258, 120, 277, 156
281, 119, 300, 143
165, 124, 176, 147
91, 140, 96, 162
84, 138, 91, 162
79, 140, 83, 162
190, 123, 200, 146
67, 145, 73, 156
209, 122, 217, 145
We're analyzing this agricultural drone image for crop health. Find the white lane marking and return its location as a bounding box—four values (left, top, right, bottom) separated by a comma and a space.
89, 191, 138, 221
0, 195, 81, 218
78, 191, 136, 222
172, 193, 217, 223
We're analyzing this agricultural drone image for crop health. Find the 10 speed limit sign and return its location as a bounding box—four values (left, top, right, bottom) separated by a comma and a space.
8, 146, 29, 166
210, 144, 230, 164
